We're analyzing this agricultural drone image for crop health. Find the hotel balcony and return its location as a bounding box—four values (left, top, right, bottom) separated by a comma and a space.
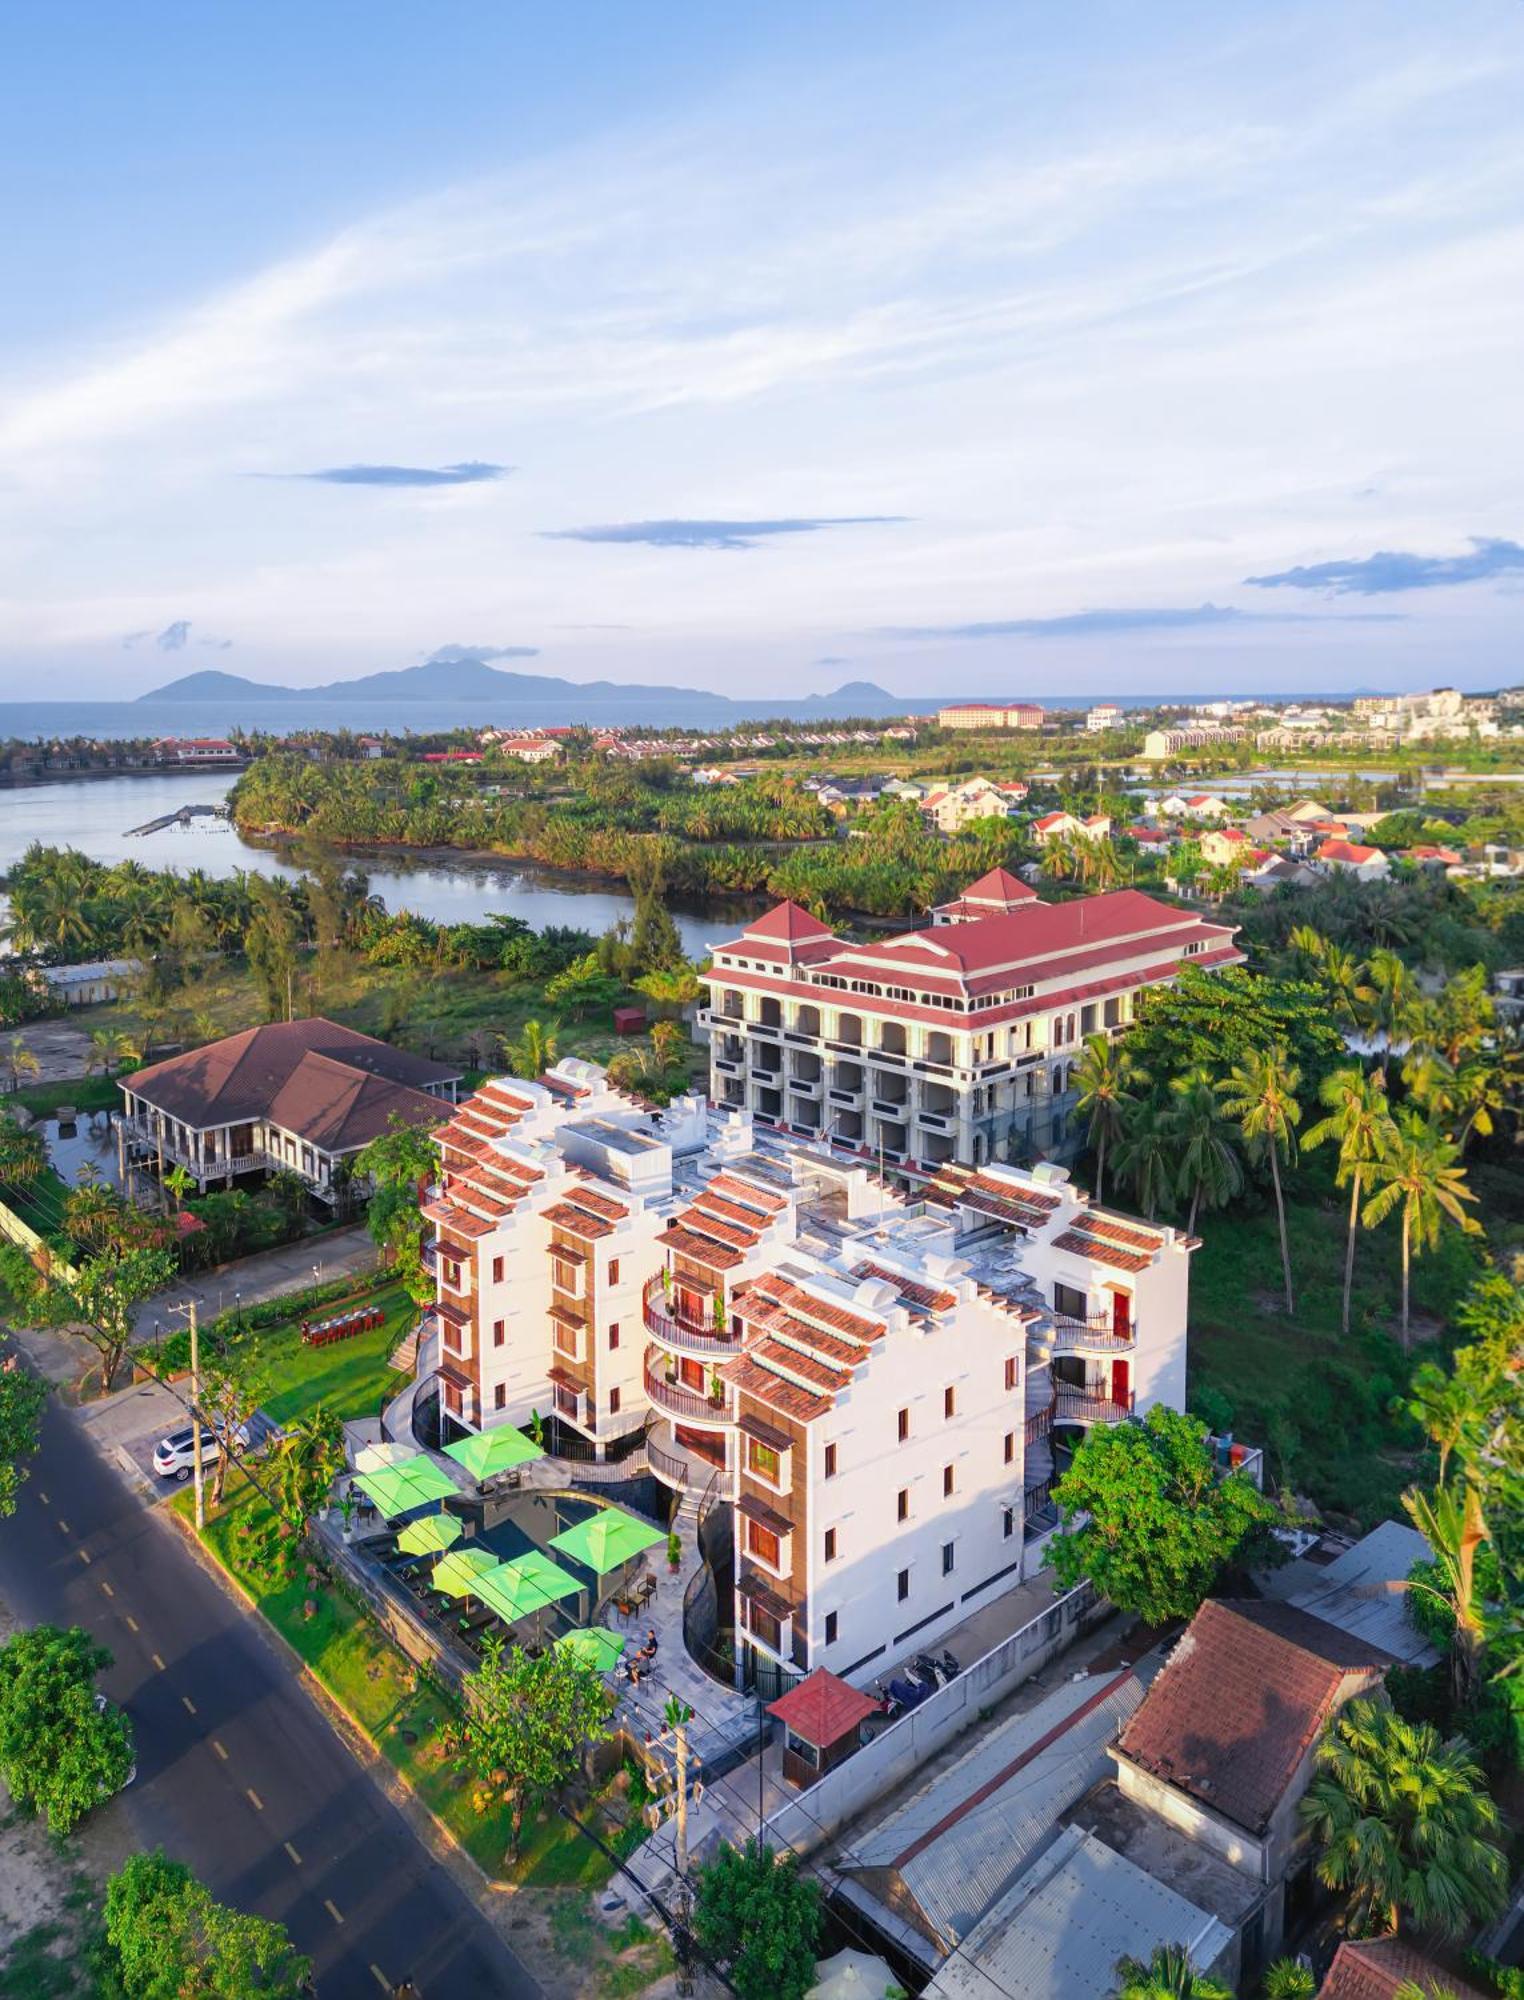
1053, 1385, 1134, 1427
1046, 1313, 1136, 1355
642, 1279, 745, 1359
646, 1418, 735, 1501
643, 1345, 735, 1429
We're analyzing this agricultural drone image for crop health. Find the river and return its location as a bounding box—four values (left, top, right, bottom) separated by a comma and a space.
0, 771, 737, 958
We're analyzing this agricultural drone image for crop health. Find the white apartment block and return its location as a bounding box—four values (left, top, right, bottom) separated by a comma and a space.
938, 702, 1045, 731
426, 1074, 1195, 1697
701, 874, 1242, 1169
1140, 726, 1245, 760
1085, 704, 1124, 733
919, 777, 1027, 834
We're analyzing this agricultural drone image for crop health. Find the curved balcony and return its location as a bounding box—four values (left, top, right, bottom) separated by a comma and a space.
1046, 1313, 1135, 1355
646, 1418, 735, 1500
642, 1279, 744, 1359
643, 1346, 735, 1429
1053, 1386, 1133, 1427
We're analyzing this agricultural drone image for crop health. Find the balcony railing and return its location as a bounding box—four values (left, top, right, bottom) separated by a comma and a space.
643, 1349, 734, 1425
642, 1280, 744, 1357
1048, 1314, 1135, 1353
118, 1117, 278, 1179
646, 1421, 735, 1499
1053, 1387, 1134, 1426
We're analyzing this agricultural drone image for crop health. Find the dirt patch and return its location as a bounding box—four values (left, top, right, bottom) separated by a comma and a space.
4, 1022, 97, 1088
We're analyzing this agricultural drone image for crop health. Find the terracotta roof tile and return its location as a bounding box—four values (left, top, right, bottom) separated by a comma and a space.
1318, 1940, 1487, 2000
1052, 1229, 1152, 1272
767, 1668, 880, 1745
852, 1261, 956, 1313
542, 1201, 614, 1241
662, 1223, 743, 1272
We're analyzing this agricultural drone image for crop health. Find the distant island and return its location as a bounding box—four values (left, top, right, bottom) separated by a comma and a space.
138, 659, 926, 727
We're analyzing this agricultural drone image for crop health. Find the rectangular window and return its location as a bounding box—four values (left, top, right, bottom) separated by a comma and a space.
444, 1259, 462, 1290
494, 1383, 506, 1411
942, 1541, 956, 1577
897, 1568, 910, 1602
747, 1521, 781, 1568
1004, 1431, 1014, 1464
1003, 1506, 1014, 1540
943, 1386, 956, 1420
1004, 1357, 1018, 1392
608, 1323, 620, 1350
824, 1611, 838, 1646
1054, 1281, 1088, 1322
554, 1383, 578, 1419
493, 1319, 505, 1348
897, 1408, 910, 1443
608, 1258, 620, 1285
747, 1438, 781, 1484
609, 1386, 621, 1416
824, 1528, 837, 1563
943, 1464, 955, 1498
492, 1256, 504, 1284
748, 1603, 782, 1652
824, 1443, 837, 1479
897, 1488, 909, 1523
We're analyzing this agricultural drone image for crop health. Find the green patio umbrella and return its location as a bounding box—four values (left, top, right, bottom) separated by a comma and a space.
396, 1512, 462, 1558
354, 1441, 419, 1474
475, 1551, 582, 1625
555, 1626, 626, 1672
355, 1454, 459, 1518
549, 1506, 666, 1576
443, 1427, 544, 1480
433, 1546, 502, 1598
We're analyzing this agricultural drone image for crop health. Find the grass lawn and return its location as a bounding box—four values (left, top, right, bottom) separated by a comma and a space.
1187, 1146, 1497, 1528
0, 1163, 74, 1243
181, 1473, 626, 1890
250, 1277, 416, 1426
9, 1074, 120, 1118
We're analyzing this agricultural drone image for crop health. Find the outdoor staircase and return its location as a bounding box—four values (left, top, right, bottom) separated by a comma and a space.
387, 1322, 421, 1375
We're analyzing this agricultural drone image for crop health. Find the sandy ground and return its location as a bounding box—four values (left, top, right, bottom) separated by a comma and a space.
5, 1019, 98, 1087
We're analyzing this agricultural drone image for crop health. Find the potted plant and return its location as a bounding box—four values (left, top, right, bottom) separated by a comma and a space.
337, 1490, 357, 1543
528, 1408, 545, 1450
667, 1531, 682, 1573
712, 1293, 726, 1334
708, 1369, 724, 1404
661, 1264, 673, 1301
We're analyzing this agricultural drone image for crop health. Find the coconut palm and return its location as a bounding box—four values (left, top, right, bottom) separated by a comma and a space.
1362, 1111, 1479, 1348
1263, 1963, 1315, 2000
85, 1028, 141, 1079
1358, 948, 1422, 1078
649, 1019, 686, 1069
1401, 1482, 1492, 1709
1167, 1066, 1243, 1234
502, 1018, 558, 1080
1114, 1097, 1173, 1221
2, 1036, 40, 1096
1303, 1067, 1397, 1336
1217, 1046, 1302, 1315
163, 1163, 194, 1214
1112, 1945, 1233, 1999
1300, 1698, 1505, 1938
1405, 1051, 1505, 1156
1072, 1035, 1142, 1206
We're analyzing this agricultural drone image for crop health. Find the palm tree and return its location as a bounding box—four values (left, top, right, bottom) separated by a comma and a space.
3, 1036, 40, 1096
1072, 1035, 1142, 1205
502, 1019, 558, 1079
1112, 1945, 1233, 1999
1362, 1110, 1479, 1348
1303, 1067, 1397, 1336
1401, 1482, 1491, 1709
1218, 1046, 1302, 1315
1405, 1051, 1505, 1156
1114, 1098, 1174, 1220
1263, 1963, 1315, 2000
1358, 948, 1421, 1078
1403, 1360, 1485, 1487
85, 1028, 140, 1079
1167, 1066, 1243, 1233
1300, 1698, 1505, 1938
649, 1019, 686, 1069
163, 1163, 194, 1214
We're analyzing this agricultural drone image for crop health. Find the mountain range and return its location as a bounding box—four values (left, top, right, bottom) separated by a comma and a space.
137, 659, 925, 726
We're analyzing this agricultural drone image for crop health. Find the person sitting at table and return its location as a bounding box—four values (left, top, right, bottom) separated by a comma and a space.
643, 1627, 658, 1656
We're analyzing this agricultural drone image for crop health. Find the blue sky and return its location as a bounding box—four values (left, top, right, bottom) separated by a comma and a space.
2, 0, 1522, 700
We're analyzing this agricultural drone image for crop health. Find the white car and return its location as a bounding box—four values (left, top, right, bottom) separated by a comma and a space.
152, 1421, 248, 1483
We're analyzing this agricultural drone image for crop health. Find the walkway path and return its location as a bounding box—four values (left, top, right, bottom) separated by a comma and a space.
131, 1224, 379, 1340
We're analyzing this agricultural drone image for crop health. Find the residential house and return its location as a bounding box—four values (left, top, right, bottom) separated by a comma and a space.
119, 1018, 460, 1203
921, 778, 1025, 834
1140, 727, 1243, 759
154, 737, 242, 765
1085, 704, 1124, 733
1315, 838, 1391, 882
1199, 827, 1255, 869
1031, 810, 1110, 844
1408, 844, 1462, 869
1318, 1940, 1488, 2000
701, 882, 1241, 1166
36, 958, 144, 1007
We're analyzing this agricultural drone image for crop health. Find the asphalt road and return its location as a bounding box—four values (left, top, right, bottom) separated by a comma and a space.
0, 1380, 541, 2000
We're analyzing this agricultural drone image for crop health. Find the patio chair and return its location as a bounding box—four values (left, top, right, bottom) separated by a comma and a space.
634, 1572, 657, 1607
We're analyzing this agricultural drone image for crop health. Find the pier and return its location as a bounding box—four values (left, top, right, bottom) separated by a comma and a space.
123, 802, 233, 838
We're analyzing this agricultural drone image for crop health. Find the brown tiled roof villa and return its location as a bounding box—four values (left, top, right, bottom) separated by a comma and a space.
123, 1019, 459, 1152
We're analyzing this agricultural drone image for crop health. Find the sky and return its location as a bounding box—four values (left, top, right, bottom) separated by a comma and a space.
2, 0, 1522, 703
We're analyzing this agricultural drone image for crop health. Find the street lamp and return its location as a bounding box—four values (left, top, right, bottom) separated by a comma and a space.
233, 1289, 241, 1331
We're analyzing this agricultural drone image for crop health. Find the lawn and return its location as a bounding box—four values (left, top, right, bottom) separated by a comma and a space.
251, 1277, 416, 1426
1186, 1145, 1498, 1528
9, 1074, 119, 1118
181, 1472, 626, 1889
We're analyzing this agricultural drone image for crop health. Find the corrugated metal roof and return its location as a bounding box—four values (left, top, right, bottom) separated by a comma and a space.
1289, 1520, 1438, 1666
846, 1664, 1158, 1947
925, 1825, 1233, 2000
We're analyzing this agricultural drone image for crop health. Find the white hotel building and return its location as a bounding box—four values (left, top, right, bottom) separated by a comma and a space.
701, 871, 1242, 1169
426, 1060, 1196, 1696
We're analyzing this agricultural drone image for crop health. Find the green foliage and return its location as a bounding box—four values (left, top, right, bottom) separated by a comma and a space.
1111, 1944, 1233, 1999
355, 1114, 441, 1308
100, 1848, 311, 1998
1263, 1961, 1317, 1999
0, 1625, 134, 1836
1046, 1406, 1279, 1625
691, 1838, 821, 2000
452, 1638, 615, 1855
0, 1359, 46, 1517
1127, 966, 1344, 1095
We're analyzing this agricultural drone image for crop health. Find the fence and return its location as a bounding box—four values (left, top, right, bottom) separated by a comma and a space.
0, 1193, 78, 1286
760, 1581, 1104, 1856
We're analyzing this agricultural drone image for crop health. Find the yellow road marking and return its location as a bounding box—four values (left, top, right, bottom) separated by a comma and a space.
99, 1580, 114, 1598
211, 1739, 228, 1761
37, 1491, 47, 1505
57, 1518, 68, 1533
369, 1968, 391, 1993
324, 1899, 344, 1926
78, 1548, 91, 1565
124, 1615, 139, 1634
182, 1695, 197, 1715
246, 1788, 263, 1811
151, 1653, 165, 1671
283, 1841, 302, 1867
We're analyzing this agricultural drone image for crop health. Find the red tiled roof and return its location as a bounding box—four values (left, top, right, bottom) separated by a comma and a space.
740, 901, 836, 943
1117, 1599, 1397, 1836
1318, 838, 1382, 865
564, 1180, 629, 1220
852, 1260, 956, 1314
663, 1222, 743, 1272
1051, 1229, 1151, 1272
1318, 1940, 1487, 2000
768, 1668, 880, 1746
958, 866, 1037, 906
542, 1201, 614, 1241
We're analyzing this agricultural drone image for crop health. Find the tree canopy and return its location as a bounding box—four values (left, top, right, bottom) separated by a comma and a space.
0, 1356, 46, 1517
0, 1623, 134, 1835
101, 1847, 312, 1998
451, 1638, 614, 1857
1045, 1406, 1279, 1625
692, 1837, 821, 2000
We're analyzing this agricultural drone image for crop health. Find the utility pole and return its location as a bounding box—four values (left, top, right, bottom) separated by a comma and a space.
172, 1300, 205, 1531
664, 1696, 696, 1999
